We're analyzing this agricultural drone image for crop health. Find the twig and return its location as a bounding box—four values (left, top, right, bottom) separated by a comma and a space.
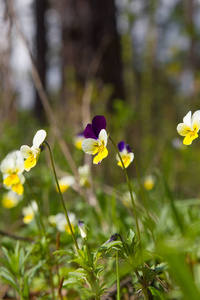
0, 230, 33, 242
6, 0, 78, 179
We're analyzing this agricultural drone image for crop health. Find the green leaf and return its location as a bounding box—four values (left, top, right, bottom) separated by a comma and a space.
53, 250, 75, 257
0, 256, 12, 271
148, 286, 166, 300
19, 248, 25, 276
2, 246, 12, 264
0, 267, 19, 293
25, 260, 46, 284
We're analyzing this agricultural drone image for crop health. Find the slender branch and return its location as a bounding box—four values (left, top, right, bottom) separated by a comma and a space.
0, 230, 33, 242
6, 0, 78, 179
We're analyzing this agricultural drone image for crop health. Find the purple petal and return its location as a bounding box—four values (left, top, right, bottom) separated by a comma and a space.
84, 124, 97, 139
92, 115, 106, 137
126, 144, 132, 153
118, 141, 125, 152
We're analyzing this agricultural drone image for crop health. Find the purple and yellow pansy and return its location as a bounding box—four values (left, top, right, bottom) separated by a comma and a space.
116, 141, 134, 168
82, 115, 108, 164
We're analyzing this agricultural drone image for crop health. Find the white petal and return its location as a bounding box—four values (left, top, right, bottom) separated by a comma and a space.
59, 176, 75, 186
98, 129, 108, 146
192, 110, 200, 129
1, 156, 15, 174
20, 145, 33, 159
183, 111, 192, 127
33, 129, 47, 148
82, 138, 98, 154
128, 152, 134, 163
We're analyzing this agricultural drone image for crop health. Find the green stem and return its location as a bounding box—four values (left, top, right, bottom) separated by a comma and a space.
109, 137, 142, 252
134, 159, 155, 244
44, 141, 79, 252
116, 251, 120, 300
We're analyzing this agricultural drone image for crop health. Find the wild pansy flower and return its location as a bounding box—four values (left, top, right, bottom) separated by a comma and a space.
2, 191, 22, 209
48, 212, 76, 233
82, 115, 108, 164
116, 141, 134, 168
22, 201, 38, 224
78, 220, 87, 239
144, 175, 155, 191
57, 175, 75, 193
74, 132, 85, 150
0, 151, 25, 195
177, 110, 200, 145
20, 129, 47, 171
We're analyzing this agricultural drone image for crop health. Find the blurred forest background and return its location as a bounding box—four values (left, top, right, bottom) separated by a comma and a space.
1, 0, 200, 199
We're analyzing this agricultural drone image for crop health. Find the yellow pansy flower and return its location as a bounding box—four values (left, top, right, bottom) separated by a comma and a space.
177, 110, 200, 145
20, 129, 47, 171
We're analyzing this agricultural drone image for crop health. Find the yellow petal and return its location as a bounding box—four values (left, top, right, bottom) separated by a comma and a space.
24, 155, 37, 171
23, 214, 34, 224
3, 174, 20, 187
12, 183, 24, 195
58, 184, 70, 194
183, 132, 198, 145
2, 198, 17, 209
93, 147, 108, 164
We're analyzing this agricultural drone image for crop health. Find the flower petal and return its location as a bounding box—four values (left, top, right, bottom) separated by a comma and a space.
33, 129, 47, 148
92, 115, 106, 137
20, 146, 33, 159
93, 147, 108, 164
183, 111, 192, 127
3, 174, 20, 187
183, 132, 198, 145
118, 141, 125, 152
177, 123, 191, 136
12, 183, 24, 195
24, 155, 37, 171
84, 124, 97, 139
192, 110, 200, 131
82, 138, 98, 154
98, 129, 108, 146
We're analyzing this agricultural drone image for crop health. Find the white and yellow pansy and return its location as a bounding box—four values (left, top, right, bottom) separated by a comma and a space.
177, 110, 200, 145
20, 129, 46, 171
57, 175, 75, 193
2, 191, 22, 209
48, 212, 76, 233
0, 150, 25, 195
22, 201, 38, 224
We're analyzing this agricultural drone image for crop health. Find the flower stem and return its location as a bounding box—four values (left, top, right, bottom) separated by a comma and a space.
109, 137, 142, 251
44, 141, 79, 252
116, 251, 120, 300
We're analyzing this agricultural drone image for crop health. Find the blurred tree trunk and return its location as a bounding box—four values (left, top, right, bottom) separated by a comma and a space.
34, 0, 48, 122
56, 0, 124, 109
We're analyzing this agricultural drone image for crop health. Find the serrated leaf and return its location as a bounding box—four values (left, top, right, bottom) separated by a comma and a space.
148, 286, 165, 300
99, 241, 122, 253
53, 250, 75, 257
63, 277, 83, 286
